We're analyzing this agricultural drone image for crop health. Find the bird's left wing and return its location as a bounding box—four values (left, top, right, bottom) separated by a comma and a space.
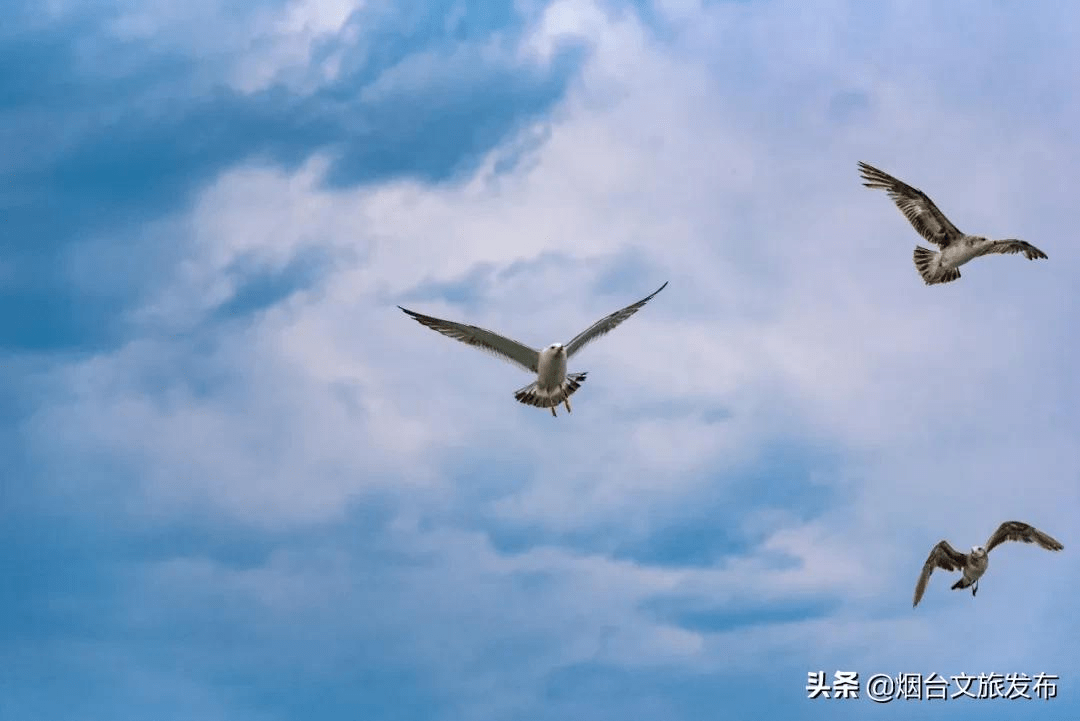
563, 282, 668, 359
399, 306, 540, 373
974, 239, 1048, 261
984, 521, 1064, 554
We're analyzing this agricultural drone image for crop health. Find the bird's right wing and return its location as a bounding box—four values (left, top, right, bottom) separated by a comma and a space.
984, 521, 1064, 554
913, 540, 969, 607
398, 306, 540, 373
858, 161, 964, 248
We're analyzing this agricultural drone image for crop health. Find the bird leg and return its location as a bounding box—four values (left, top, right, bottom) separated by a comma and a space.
972, 580, 978, 597
564, 397, 572, 414
550, 406, 557, 418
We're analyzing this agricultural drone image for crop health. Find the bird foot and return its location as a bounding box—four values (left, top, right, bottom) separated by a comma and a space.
564, 398, 572, 414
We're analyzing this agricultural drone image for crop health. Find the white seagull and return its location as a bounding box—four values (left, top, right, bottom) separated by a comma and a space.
858, 161, 1048, 285
913, 521, 1064, 607
398, 281, 668, 416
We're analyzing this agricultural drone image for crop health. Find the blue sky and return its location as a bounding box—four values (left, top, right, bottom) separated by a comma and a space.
3, 0, 1079, 719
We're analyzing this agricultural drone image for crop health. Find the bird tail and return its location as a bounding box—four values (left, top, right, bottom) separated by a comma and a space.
950, 577, 970, 591
513, 373, 587, 411
914, 246, 960, 285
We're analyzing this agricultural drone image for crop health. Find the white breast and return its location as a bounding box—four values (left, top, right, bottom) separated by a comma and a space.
536, 347, 567, 388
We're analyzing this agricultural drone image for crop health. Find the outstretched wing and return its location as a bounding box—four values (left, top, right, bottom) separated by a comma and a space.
913, 540, 969, 607
858, 161, 964, 248
398, 306, 540, 373
984, 521, 1064, 554
974, 239, 1048, 261
563, 282, 668, 359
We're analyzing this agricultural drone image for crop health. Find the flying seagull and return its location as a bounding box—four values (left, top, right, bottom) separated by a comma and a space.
913, 521, 1064, 607
858, 161, 1047, 285
398, 281, 668, 416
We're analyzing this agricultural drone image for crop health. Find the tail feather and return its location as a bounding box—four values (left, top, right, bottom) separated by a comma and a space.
514, 373, 587, 411
950, 577, 969, 591
938, 267, 961, 284
913, 246, 961, 285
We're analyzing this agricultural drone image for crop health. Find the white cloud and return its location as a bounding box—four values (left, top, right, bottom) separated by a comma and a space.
232, 0, 362, 92
101, 0, 363, 92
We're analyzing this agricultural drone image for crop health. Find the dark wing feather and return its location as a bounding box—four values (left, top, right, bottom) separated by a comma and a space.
984, 521, 1064, 554
974, 239, 1048, 261
858, 161, 964, 248
913, 540, 968, 607
563, 282, 668, 359
398, 307, 539, 373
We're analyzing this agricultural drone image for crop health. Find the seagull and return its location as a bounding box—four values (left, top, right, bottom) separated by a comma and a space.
913, 521, 1064, 607
858, 161, 1047, 285
398, 282, 668, 416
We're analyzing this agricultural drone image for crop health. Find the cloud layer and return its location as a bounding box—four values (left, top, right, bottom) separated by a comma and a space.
4, 1, 1079, 719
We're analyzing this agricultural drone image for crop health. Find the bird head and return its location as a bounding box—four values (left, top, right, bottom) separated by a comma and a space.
549, 343, 565, 353
971, 545, 987, 557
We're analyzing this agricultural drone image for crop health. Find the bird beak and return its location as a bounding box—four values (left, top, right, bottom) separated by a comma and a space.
564, 398, 572, 414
